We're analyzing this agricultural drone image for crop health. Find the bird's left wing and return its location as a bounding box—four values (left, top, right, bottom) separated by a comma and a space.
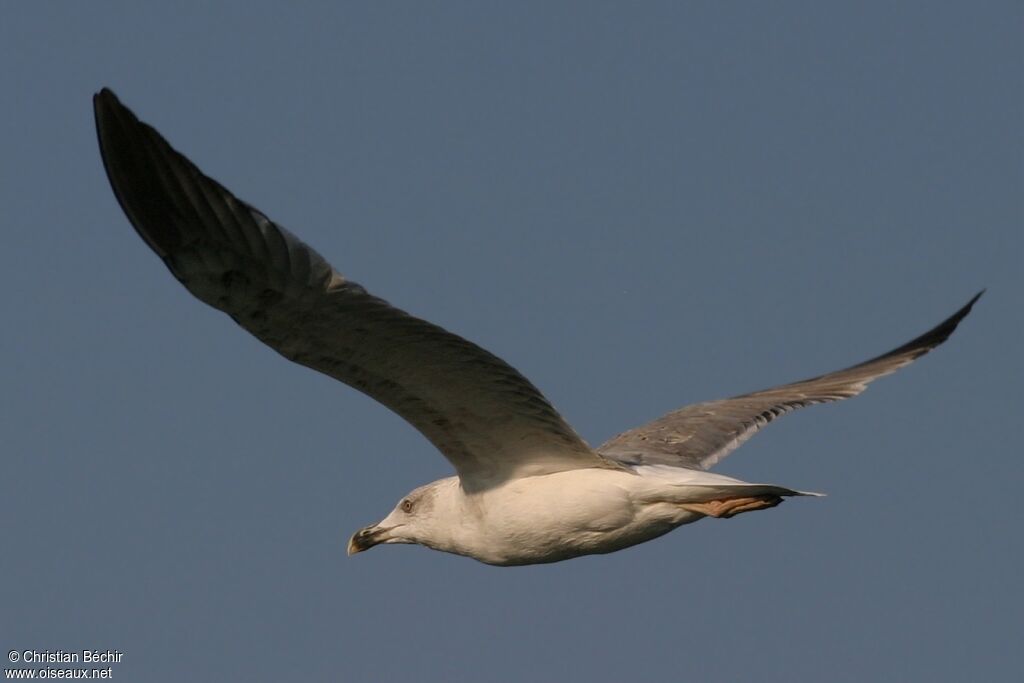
597, 293, 981, 470
94, 88, 615, 491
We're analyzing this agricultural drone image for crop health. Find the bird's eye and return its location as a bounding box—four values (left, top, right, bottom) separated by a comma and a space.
401, 499, 414, 513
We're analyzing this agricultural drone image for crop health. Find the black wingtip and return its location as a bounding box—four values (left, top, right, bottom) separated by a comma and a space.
93, 87, 121, 116
93, 88, 184, 258
949, 289, 984, 330
847, 290, 983, 372
892, 290, 984, 360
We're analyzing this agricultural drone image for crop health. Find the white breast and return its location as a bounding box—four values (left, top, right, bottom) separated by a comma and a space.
458, 468, 700, 565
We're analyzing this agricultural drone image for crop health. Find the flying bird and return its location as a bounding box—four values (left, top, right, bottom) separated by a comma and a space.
94, 88, 980, 566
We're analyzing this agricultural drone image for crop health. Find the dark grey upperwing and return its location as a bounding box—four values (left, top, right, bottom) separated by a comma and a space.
598, 293, 981, 470
94, 88, 613, 490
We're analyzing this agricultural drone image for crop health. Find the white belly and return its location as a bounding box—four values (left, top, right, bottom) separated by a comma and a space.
462, 468, 703, 566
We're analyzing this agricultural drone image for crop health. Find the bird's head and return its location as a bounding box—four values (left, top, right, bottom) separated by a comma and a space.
347, 478, 458, 556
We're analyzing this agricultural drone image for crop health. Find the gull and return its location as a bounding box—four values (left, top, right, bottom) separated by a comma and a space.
94, 88, 980, 566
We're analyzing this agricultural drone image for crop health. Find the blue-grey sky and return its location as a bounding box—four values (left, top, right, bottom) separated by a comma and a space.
2, 3, 1021, 681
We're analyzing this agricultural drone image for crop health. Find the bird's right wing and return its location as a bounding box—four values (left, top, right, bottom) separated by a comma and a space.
94, 88, 615, 491
597, 293, 981, 470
